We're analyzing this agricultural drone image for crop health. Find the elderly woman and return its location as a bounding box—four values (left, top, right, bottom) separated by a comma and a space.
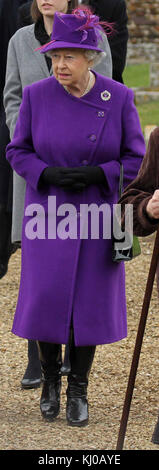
4, 0, 112, 244
6, 7, 145, 427
4, 0, 112, 389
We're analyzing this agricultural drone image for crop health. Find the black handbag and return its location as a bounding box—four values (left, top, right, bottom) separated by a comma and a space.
112, 164, 141, 263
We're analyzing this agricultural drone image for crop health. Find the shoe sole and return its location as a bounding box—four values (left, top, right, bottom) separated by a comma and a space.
67, 418, 89, 427
41, 409, 60, 422
60, 367, 71, 376
21, 381, 42, 390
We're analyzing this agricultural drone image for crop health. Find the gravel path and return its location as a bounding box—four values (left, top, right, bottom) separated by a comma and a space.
0, 235, 159, 451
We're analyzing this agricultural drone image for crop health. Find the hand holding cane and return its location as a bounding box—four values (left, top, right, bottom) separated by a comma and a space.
116, 227, 159, 450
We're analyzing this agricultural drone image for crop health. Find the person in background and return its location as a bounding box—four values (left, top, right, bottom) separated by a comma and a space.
82, 0, 128, 83
17, 0, 33, 28
119, 127, 159, 445
0, 0, 32, 280
6, 7, 145, 427
4, 0, 112, 389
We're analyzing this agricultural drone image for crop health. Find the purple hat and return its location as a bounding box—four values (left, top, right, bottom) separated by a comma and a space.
37, 7, 108, 54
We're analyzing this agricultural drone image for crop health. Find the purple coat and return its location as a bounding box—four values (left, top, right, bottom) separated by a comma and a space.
6, 72, 145, 345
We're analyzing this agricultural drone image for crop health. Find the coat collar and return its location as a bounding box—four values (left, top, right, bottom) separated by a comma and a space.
25, 24, 53, 78
56, 71, 113, 112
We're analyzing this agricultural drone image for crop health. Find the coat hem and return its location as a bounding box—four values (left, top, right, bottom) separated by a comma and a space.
11, 328, 127, 346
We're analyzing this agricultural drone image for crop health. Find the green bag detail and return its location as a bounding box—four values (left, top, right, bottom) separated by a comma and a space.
132, 235, 141, 258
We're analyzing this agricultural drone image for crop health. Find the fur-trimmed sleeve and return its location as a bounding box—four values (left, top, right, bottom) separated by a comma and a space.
119, 128, 159, 236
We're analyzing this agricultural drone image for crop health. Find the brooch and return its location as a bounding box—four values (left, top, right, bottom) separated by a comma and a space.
101, 90, 111, 101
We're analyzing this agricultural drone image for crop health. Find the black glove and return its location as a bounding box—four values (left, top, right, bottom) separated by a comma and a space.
39, 166, 106, 192
64, 166, 106, 189
38, 167, 79, 189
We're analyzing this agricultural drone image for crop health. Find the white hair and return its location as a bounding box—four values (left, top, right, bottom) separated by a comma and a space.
46, 48, 106, 66
84, 49, 107, 67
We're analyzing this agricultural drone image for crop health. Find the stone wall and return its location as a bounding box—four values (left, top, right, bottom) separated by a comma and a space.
126, 0, 159, 62
127, 0, 159, 44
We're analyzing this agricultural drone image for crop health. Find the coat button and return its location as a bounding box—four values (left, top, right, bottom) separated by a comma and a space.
97, 111, 105, 117
89, 134, 96, 142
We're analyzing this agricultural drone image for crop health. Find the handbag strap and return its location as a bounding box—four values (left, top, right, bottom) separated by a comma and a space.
119, 163, 124, 199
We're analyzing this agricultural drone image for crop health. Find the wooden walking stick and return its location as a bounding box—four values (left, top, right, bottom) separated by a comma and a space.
116, 227, 159, 450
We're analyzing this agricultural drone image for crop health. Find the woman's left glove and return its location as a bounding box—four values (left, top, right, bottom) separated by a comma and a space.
62, 166, 106, 191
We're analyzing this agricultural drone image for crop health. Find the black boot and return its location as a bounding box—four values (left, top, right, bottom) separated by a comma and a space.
66, 331, 96, 427
151, 413, 159, 445
37, 341, 62, 422
21, 340, 42, 389
61, 343, 71, 376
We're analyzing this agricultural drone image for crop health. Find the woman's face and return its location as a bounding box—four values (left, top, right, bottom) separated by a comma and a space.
51, 49, 90, 89
36, 0, 71, 16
